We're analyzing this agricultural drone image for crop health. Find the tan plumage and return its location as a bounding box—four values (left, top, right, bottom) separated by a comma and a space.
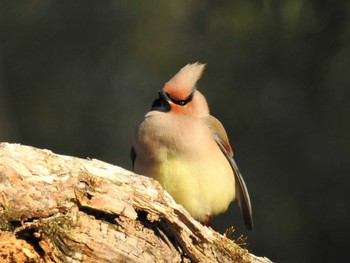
131, 63, 253, 230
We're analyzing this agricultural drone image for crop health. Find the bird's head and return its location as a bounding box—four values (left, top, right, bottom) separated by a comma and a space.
151, 62, 209, 117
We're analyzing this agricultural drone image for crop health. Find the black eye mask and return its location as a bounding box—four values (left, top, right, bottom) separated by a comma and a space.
159, 90, 194, 106
151, 90, 194, 112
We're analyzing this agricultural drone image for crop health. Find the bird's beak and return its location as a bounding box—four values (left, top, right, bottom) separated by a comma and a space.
151, 90, 172, 112
158, 90, 170, 102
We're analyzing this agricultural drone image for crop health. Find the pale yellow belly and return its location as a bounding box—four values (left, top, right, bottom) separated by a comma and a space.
135, 154, 235, 221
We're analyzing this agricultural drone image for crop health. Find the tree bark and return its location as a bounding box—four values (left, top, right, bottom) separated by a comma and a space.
0, 143, 271, 263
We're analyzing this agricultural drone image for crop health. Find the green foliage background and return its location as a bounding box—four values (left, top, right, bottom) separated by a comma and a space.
1, 1, 349, 262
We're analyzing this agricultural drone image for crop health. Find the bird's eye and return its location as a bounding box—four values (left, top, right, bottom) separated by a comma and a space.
169, 92, 194, 106
159, 90, 194, 107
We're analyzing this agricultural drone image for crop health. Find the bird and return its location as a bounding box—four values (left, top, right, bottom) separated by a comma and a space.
131, 62, 253, 230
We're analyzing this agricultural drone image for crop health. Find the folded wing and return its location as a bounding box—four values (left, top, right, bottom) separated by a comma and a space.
205, 116, 254, 231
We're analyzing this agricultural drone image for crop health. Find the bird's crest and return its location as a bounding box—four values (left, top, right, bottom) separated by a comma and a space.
163, 62, 206, 100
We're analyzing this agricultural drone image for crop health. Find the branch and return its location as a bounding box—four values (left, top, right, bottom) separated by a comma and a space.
0, 143, 272, 263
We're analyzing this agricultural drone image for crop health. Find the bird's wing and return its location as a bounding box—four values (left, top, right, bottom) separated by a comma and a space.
205, 115, 254, 231
130, 146, 136, 170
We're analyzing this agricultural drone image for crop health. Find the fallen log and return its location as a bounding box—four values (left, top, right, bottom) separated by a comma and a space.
0, 143, 271, 263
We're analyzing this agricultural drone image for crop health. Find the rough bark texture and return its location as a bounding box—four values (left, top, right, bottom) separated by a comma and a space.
0, 143, 272, 263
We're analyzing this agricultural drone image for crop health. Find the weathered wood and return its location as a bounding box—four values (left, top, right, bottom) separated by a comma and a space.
0, 143, 272, 263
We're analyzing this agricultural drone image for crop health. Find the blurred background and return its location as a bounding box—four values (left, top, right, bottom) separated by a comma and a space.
1, 1, 349, 262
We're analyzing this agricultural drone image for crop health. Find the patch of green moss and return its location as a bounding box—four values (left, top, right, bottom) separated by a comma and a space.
213, 227, 250, 263
39, 214, 76, 256
0, 208, 25, 231
0, 215, 14, 231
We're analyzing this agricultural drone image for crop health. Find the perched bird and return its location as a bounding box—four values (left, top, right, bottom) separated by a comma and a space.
131, 63, 253, 230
